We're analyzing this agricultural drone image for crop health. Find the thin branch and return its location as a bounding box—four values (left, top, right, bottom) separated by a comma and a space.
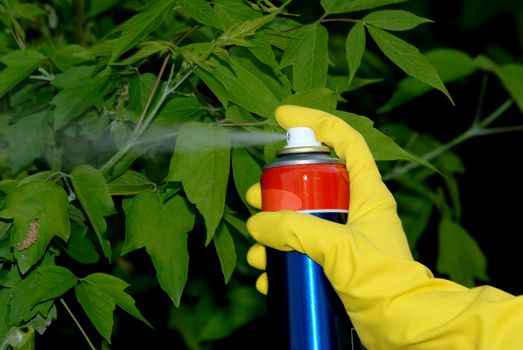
132, 55, 170, 137
318, 18, 358, 24
60, 298, 97, 350
473, 74, 489, 125
475, 125, 523, 135
477, 99, 514, 128
383, 99, 516, 181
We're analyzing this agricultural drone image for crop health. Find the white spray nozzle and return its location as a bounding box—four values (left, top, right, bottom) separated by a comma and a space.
285, 127, 321, 148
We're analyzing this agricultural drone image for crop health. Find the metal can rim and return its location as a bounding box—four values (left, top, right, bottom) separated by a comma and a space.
263, 158, 343, 169
277, 145, 330, 155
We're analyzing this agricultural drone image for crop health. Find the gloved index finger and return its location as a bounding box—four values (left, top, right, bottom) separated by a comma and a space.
275, 105, 377, 177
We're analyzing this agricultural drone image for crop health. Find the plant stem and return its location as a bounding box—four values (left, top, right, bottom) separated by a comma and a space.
132, 55, 170, 137
60, 298, 97, 350
473, 74, 489, 125
383, 99, 515, 181
3, 0, 25, 49
477, 99, 513, 128
318, 18, 358, 24
99, 62, 195, 176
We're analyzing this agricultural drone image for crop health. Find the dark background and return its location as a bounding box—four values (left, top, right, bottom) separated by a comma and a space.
395, 0, 523, 295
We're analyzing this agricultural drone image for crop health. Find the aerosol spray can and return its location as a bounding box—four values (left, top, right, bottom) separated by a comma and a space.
261, 127, 361, 349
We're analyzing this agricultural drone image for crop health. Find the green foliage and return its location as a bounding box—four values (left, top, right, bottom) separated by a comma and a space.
0, 0, 522, 348
167, 122, 230, 243
0, 180, 70, 274
281, 24, 329, 92
75, 273, 151, 343
70, 165, 116, 259
0, 50, 46, 98
437, 216, 489, 287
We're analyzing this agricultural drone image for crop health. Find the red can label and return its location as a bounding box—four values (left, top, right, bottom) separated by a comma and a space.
261, 163, 349, 213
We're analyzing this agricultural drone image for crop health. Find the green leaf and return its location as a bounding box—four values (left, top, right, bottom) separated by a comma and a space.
76, 273, 151, 343
281, 24, 329, 92
0, 223, 12, 248
321, 0, 408, 14
396, 191, 433, 252
334, 110, 438, 172
5, 112, 53, 174
0, 290, 11, 338
379, 49, 477, 113
229, 47, 291, 102
167, 122, 230, 242
112, 40, 171, 66
380, 123, 463, 177
445, 175, 462, 220
122, 193, 195, 306
64, 223, 100, 264
155, 97, 206, 126
367, 26, 452, 103
224, 105, 258, 123
0, 49, 46, 98
437, 216, 489, 287
7, 265, 76, 325
247, 34, 281, 74
108, 170, 156, 195
178, 0, 218, 28
327, 75, 382, 99
255, 28, 293, 51
75, 282, 113, 342
50, 45, 92, 72
363, 10, 433, 31
281, 88, 337, 113
494, 63, 523, 113
71, 165, 116, 259
218, 10, 279, 47
263, 124, 286, 163
51, 68, 118, 129
231, 148, 262, 213
0, 180, 70, 274
127, 72, 157, 114
213, 222, 237, 283
195, 67, 230, 108
199, 286, 265, 340
213, 0, 261, 31
471, 56, 523, 113
110, 0, 176, 63
87, 0, 119, 17
169, 284, 265, 347
223, 210, 251, 241
51, 66, 96, 89
206, 56, 280, 118
12, 3, 46, 19
33, 266, 78, 302
28, 304, 57, 336
78, 40, 117, 60
345, 22, 366, 87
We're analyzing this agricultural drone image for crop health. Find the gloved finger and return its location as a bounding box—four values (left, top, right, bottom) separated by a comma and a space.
275, 105, 395, 227
275, 105, 378, 180
247, 243, 267, 270
255, 272, 268, 295
247, 210, 349, 267
246, 183, 262, 209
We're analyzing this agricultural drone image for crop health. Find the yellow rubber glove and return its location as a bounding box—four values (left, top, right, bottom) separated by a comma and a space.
246, 105, 523, 349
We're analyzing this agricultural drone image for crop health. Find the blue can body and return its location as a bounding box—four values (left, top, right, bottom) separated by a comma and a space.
262, 149, 361, 349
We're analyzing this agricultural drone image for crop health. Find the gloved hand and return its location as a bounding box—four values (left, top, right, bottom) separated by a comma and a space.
246, 105, 523, 349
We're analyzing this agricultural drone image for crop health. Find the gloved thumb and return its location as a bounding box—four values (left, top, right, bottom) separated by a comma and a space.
246, 183, 262, 209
